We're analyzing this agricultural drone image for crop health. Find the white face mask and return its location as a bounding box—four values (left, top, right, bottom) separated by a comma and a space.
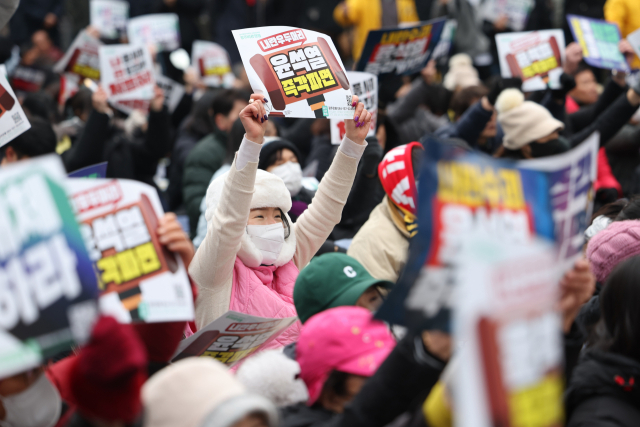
271, 162, 303, 197
0, 374, 61, 427
246, 223, 285, 266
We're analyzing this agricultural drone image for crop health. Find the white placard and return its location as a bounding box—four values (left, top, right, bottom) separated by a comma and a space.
127, 13, 180, 52
100, 44, 156, 101
90, 0, 129, 39
232, 26, 354, 119
54, 31, 102, 80
330, 71, 377, 144
482, 0, 534, 32
110, 73, 185, 114
0, 71, 30, 147
191, 40, 235, 88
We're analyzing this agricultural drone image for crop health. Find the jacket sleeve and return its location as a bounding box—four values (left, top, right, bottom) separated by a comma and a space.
387, 79, 431, 125
61, 111, 110, 172
334, 334, 446, 427
292, 137, 364, 270
189, 142, 257, 329
568, 79, 627, 136
604, 0, 627, 30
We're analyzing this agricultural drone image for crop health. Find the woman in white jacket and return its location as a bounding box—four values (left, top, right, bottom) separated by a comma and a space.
189, 93, 372, 349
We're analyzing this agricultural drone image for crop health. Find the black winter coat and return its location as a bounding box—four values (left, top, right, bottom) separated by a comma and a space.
566, 350, 640, 427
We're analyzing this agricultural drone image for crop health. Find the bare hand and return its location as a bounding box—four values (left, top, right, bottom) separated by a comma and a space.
150, 86, 165, 112
620, 39, 635, 61
559, 259, 595, 333
345, 95, 372, 145
85, 25, 100, 39
92, 86, 112, 115
563, 42, 583, 76
422, 330, 452, 362
158, 213, 195, 269
421, 59, 437, 85
239, 94, 268, 144
494, 15, 509, 31
43, 13, 57, 29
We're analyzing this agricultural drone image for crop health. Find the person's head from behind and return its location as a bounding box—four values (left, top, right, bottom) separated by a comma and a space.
296, 306, 395, 414
614, 196, 640, 222
210, 89, 248, 133
68, 87, 93, 122
595, 255, 640, 361
0, 117, 57, 165
142, 358, 278, 427
0, 366, 61, 427
450, 85, 489, 122
294, 253, 393, 324
569, 62, 599, 106
258, 138, 303, 197
494, 89, 566, 160
22, 92, 54, 122
586, 219, 640, 283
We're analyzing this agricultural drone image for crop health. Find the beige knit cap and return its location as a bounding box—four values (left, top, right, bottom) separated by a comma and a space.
496, 89, 565, 150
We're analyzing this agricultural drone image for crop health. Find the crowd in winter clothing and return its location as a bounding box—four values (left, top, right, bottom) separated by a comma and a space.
4, 0, 640, 426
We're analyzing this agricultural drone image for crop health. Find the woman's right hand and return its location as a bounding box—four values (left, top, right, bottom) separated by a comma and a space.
239, 94, 269, 144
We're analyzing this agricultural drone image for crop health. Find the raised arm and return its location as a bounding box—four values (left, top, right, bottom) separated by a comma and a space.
189, 94, 269, 328
293, 97, 371, 269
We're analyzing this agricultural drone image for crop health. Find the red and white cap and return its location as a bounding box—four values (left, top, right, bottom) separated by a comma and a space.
378, 142, 423, 216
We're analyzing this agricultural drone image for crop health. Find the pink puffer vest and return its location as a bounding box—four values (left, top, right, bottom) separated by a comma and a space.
229, 256, 302, 349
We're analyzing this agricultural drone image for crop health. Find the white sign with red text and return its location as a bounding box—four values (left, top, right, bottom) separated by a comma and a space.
191, 40, 235, 88
100, 44, 155, 101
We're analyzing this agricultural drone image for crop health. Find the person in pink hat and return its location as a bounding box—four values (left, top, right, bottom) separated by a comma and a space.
281, 306, 395, 426
587, 219, 640, 283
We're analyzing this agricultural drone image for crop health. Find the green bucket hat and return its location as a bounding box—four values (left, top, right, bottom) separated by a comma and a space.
293, 253, 393, 324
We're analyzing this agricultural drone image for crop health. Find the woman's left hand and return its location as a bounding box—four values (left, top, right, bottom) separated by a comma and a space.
345, 95, 372, 145
157, 213, 195, 270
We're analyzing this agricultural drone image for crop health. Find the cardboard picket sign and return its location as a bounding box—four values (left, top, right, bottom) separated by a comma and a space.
454, 237, 564, 427
54, 31, 103, 80
496, 30, 565, 92
0, 71, 30, 148
90, 0, 129, 39
232, 26, 354, 119
0, 155, 99, 378
67, 178, 194, 323
191, 40, 235, 88
567, 14, 629, 71
330, 71, 377, 144
109, 73, 185, 114
356, 18, 447, 77
482, 0, 534, 32
172, 311, 297, 367
127, 13, 180, 52
100, 44, 156, 101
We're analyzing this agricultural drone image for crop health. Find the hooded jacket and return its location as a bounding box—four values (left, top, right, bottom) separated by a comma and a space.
566, 350, 640, 427
190, 136, 365, 344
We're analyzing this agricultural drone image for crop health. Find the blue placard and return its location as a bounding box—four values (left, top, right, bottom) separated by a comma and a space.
567, 14, 629, 71
69, 162, 108, 178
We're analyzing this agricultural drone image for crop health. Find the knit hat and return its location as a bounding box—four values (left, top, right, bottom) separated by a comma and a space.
443, 54, 481, 91
587, 219, 640, 282
205, 168, 296, 267
258, 137, 302, 171
142, 358, 278, 427
294, 253, 393, 324
296, 306, 396, 405
69, 316, 148, 423
495, 89, 564, 150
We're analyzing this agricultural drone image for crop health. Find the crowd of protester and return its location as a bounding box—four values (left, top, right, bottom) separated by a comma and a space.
2, 0, 640, 426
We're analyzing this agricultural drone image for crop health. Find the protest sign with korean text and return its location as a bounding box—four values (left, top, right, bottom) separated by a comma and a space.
232, 26, 354, 119
58, 73, 80, 107
192, 40, 235, 88
0, 155, 99, 378
67, 178, 194, 323
69, 162, 108, 179
173, 311, 297, 366
127, 13, 180, 52
330, 71, 377, 144
54, 31, 102, 80
432, 20, 457, 63
454, 237, 563, 427
496, 30, 565, 91
355, 19, 447, 77
100, 44, 155, 101
482, 0, 534, 32
110, 73, 184, 114
376, 133, 598, 332
0, 71, 30, 147
568, 15, 629, 71
90, 0, 129, 39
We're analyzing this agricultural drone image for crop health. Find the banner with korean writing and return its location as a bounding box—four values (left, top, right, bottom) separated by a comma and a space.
127, 13, 180, 52
110, 73, 184, 114
192, 40, 235, 88
67, 178, 194, 323
432, 20, 457, 63
172, 311, 297, 367
0, 155, 99, 378
482, 0, 534, 32
496, 30, 565, 92
0, 70, 30, 148
54, 31, 102, 80
376, 133, 598, 332
330, 71, 377, 144
454, 237, 563, 427
90, 0, 129, 40
355, 18, 447, 77
232, 26, 354, 119
567, 15, 629, 71
100, 44, 155, 101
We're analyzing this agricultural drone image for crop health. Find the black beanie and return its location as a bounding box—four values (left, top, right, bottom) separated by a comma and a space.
258, 138, 302, 170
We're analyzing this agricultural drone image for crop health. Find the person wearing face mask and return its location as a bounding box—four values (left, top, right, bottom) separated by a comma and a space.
258, 138, 314, 222
0, 367, 62, 427
189, 94, 373, 349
